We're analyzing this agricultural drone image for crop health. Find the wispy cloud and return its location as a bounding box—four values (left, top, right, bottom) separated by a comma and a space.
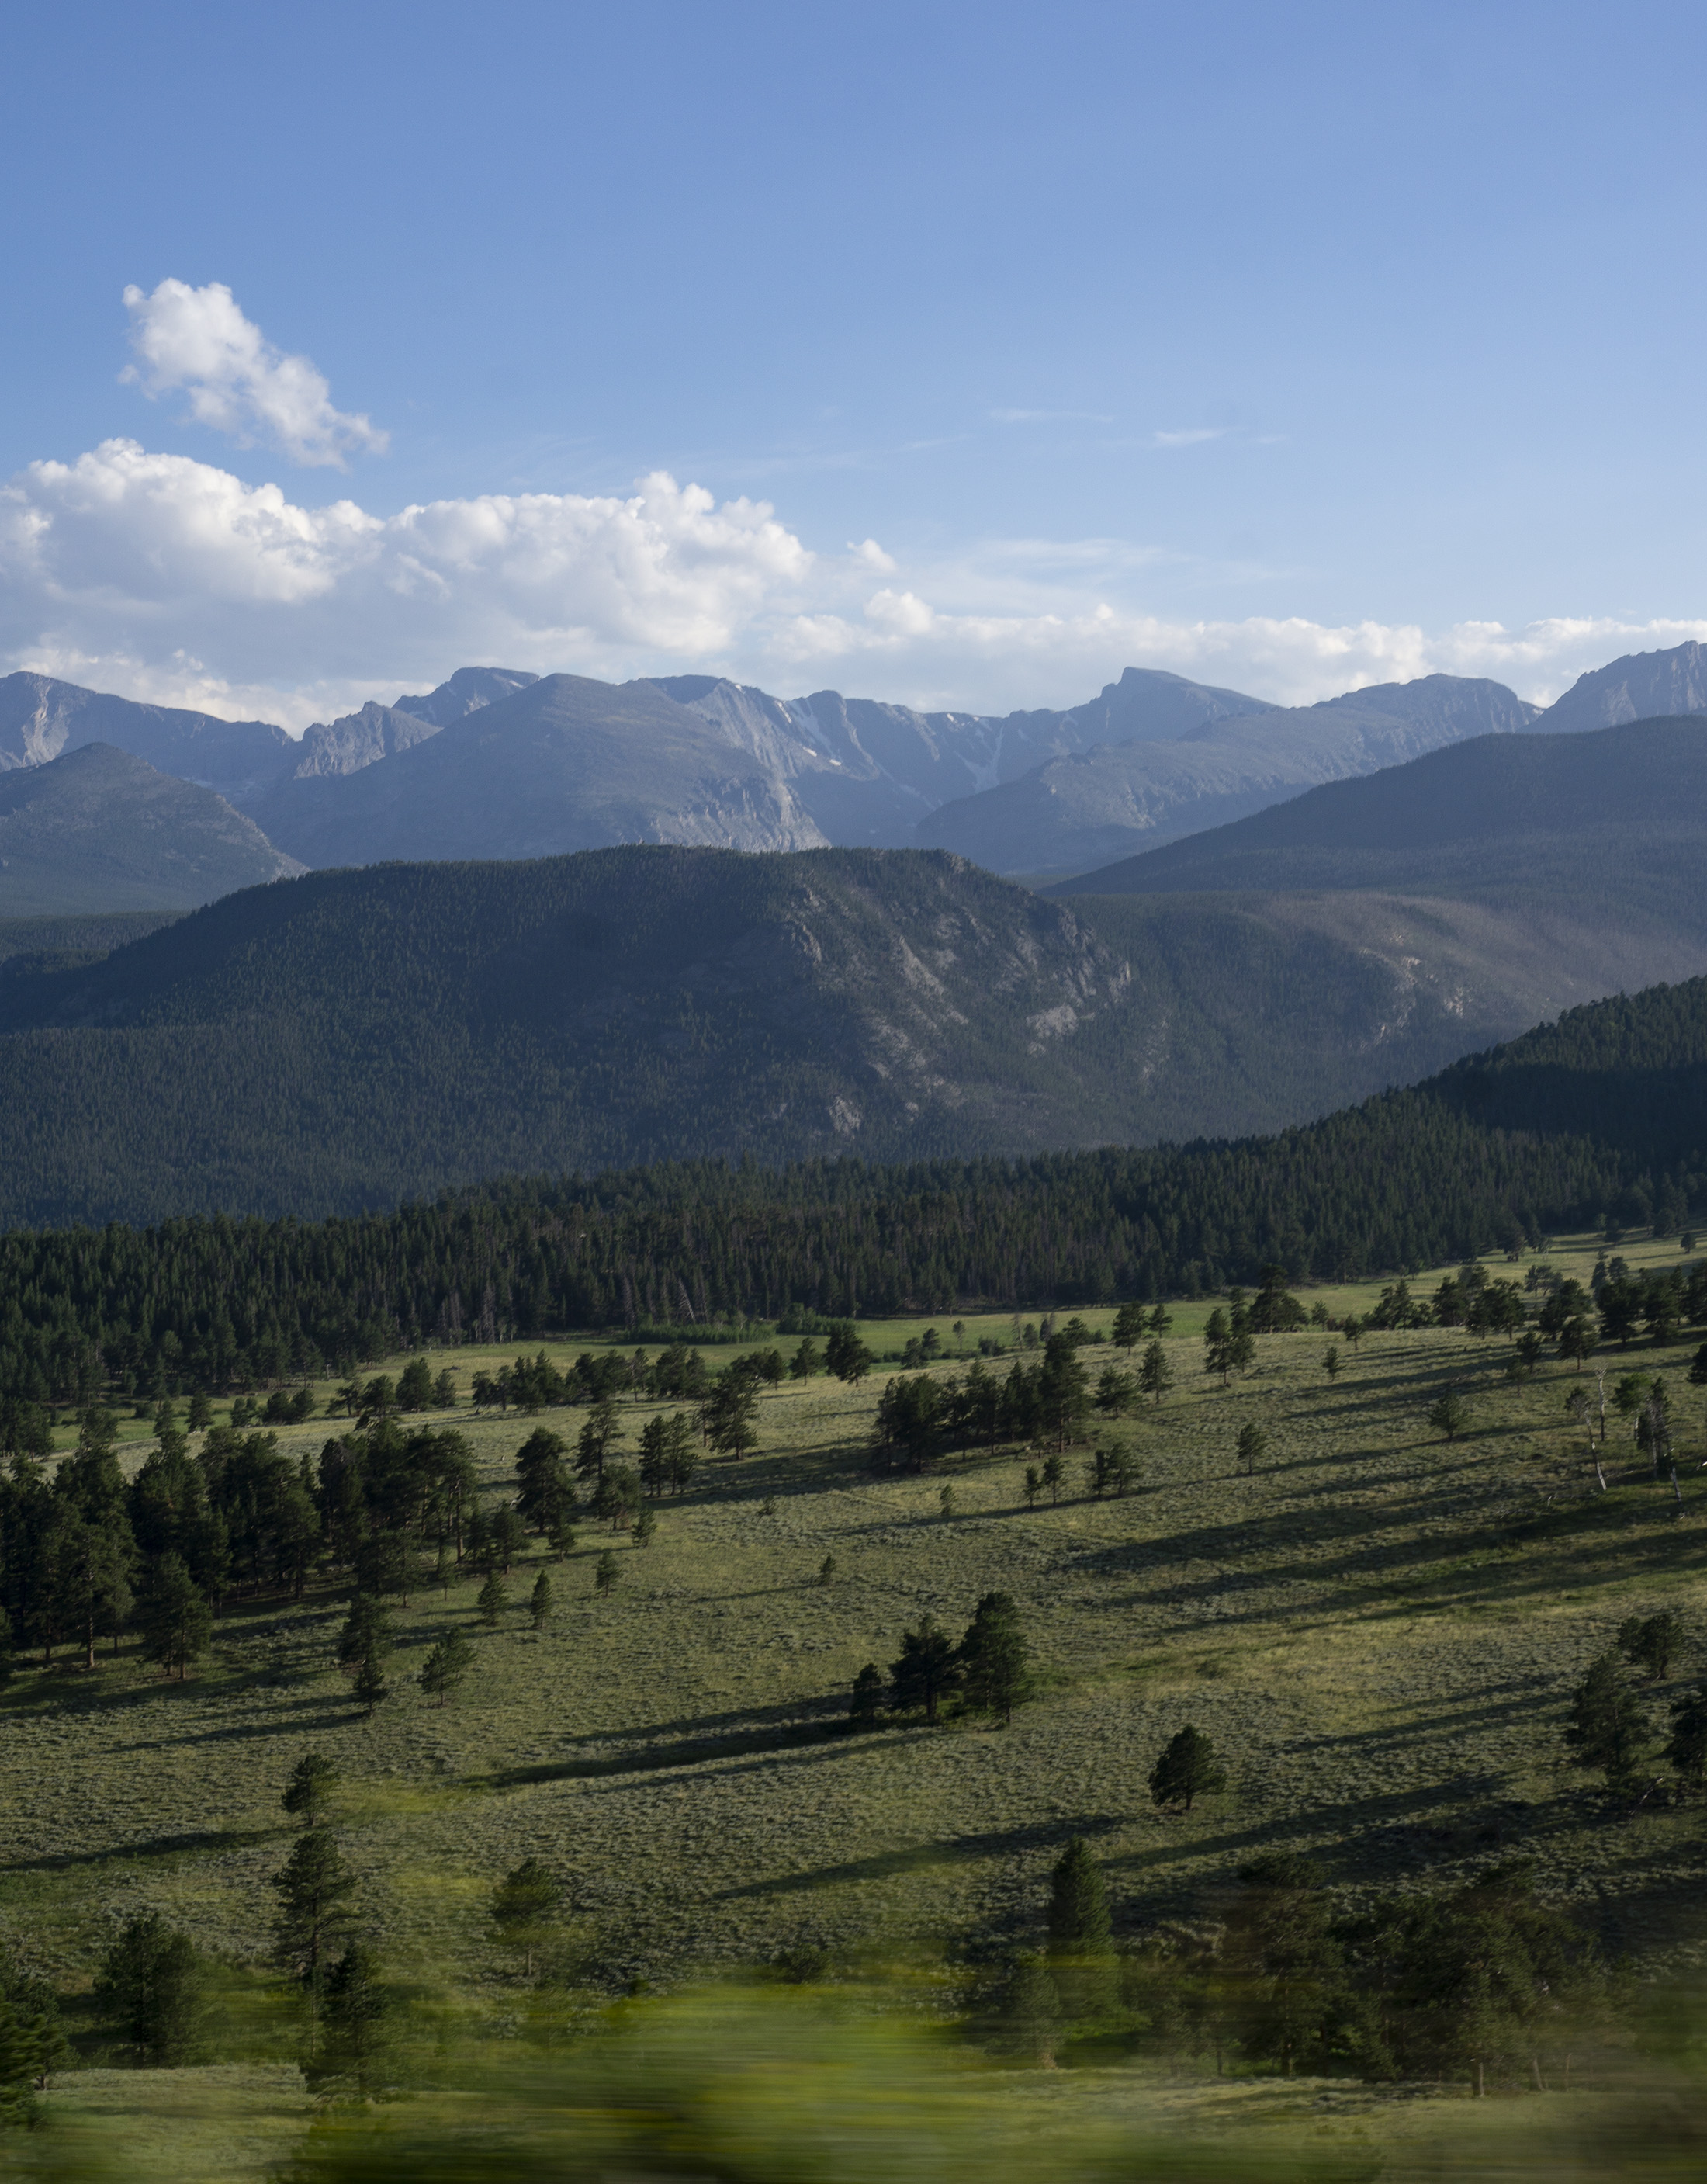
989, 408, 1116, 425
121, 279, 387, 470
1151, 427, 1227, 449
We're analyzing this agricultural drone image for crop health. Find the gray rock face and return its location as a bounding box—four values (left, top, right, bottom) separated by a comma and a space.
0, 672, 291, 806
652, 663, 1274, 847
253, 674, 828, 868
283, 702, 445, 780
1532, 640, 1707, 732
392, 666, 541, 726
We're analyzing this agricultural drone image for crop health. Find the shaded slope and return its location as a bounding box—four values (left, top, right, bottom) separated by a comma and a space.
1047, 719, 1707, 900
0, 745, 303, 916
918, 676, 1538, 874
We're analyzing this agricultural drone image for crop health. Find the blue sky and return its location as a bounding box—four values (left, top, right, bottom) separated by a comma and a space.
5, 0, 1705, 726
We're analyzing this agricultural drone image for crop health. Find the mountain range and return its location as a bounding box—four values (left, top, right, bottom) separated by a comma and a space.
3, 723, 1706, 1227
6, 640, 1707, 889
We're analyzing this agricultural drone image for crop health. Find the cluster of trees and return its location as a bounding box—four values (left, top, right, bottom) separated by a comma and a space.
849, 1594, 1034, 1728
0, 1379, 597, 1678
998, 1839, 1608, 2089
4, 964, 1705, 1417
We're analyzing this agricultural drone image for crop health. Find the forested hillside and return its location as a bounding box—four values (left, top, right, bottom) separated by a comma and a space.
0, 844, 1658, 1228
0, 970, 1701, 1404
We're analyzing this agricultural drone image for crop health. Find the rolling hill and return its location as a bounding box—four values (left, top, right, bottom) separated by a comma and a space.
0, 744, 302, 917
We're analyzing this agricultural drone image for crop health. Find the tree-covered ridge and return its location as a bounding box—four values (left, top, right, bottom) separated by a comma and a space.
0, 969, 1702, 1408
2, 844, 1702, 1232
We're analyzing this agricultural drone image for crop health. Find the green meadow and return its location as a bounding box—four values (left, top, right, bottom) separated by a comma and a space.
9, 1233, 1707, 2173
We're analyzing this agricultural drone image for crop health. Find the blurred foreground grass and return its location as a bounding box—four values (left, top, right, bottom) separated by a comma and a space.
11, 1984, 1707, 2183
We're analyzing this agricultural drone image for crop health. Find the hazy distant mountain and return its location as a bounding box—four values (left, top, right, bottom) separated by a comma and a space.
0, 672, 291, 806
1530, 640, 1707, 733
393, 665, 540, 727
656, 663, 1276, 845
254, 674, 828, 867
1049, 717, 1707, 899
0, 745, 303, 917
917, 675, 1539, 875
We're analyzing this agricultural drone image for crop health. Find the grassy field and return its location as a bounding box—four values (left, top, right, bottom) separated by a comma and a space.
9, 1232, 1707, 2170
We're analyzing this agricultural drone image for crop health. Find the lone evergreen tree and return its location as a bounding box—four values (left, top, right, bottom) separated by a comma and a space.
476, 1571, 507, 1628
1236, 1423, 1267, 1475
818, 1554, 837, 1586
594, 1550, 618, 1597
272, 1829, 356, 2051
1565, 1651, 1653, 1787
1112, 1301, 1147, 1352
337, 1593, 393, 1677
318, 1942, 390, 2093
282, 1752, 339, 1829
491, 1856, 560, 1979
1047, 1838, 1112, 1954
632, 1505, 657, 1549
1618, 1610, 1684, 1680
1137, 1340, 1174, 1406
419, 1628, 475, 1706
93, 1913, 206, 2064
528, 1569, 553, 1633
1427, 1388, 1471, 1441
1148, 1724, 1228, 1814
353, 1652, 388, 1715
995, 1953, 1062, 2064
957, 1592, 1033, 1725
1046, 1838, 1116, 2022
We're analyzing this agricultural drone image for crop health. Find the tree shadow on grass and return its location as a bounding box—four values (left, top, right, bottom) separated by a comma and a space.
711, 1810, 1130, 1901
476, 1711, 859, 1793
108, 1693, 355, 1752
0, 1821, 284, 1876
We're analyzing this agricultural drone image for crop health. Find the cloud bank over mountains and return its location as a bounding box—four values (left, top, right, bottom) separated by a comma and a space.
2, 281, 1704, 730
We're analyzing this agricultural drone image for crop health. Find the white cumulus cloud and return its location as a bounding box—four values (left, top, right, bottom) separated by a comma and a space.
0, 442, 814, 725
2, 426, 1704, 728
121, 279, 388, 469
